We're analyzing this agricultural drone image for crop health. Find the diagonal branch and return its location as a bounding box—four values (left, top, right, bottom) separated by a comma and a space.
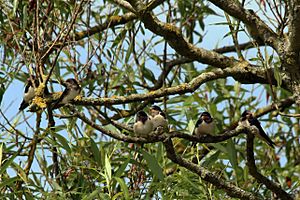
208, 0, 281, 51
246, 128, 293, 200
163, 138, 261, 200
138, 11, 237, 69
74, 64, 288, 106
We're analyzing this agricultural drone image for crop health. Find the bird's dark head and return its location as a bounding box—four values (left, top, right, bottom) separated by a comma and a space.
151, 105, 162, 112
62, 78, 80, 90
136, 111, 148, 124
200, 112, 211, 119
200, 112, 213, 123
149, 105, 163, 117
241, 110, 253, 119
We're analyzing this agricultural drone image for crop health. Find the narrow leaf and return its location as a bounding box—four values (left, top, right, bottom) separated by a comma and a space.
105, 154, 112, 181
141, 149, 164, 181
114, 177, 129, 200
0, 151, 18, 175
53, 133, 71, 154
226, 139, 238, 171
90, 139, 101, 165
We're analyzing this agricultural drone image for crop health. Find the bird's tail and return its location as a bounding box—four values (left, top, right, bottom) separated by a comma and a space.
19, 101, 29, 111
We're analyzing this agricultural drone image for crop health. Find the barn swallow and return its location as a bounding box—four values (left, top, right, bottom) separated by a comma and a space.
133, 111, 153, 137
19, 76, 39, 111
239, 110, 275, 148
193, 112, 215, 136
52, 78, 81, 109
149, 105, 168, 132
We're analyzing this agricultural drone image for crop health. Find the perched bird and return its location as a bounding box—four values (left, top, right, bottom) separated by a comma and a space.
193, 112, 215, 136
52, 78, 81, 109
133, 111, 153, 137
149, 105, 168, 132
239, 110, 276, 148
19, 76, 39, 111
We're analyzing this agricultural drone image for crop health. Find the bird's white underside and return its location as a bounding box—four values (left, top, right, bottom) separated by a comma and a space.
23, 86, 35, 102
133, 120, 153, 136
238, 120, 260, 137
61, 90, 80, 104
150, 115, 168, 130
195, 121, 215, 135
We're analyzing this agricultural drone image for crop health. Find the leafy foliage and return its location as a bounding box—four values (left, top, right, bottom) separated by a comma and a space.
0, 0, 299, 199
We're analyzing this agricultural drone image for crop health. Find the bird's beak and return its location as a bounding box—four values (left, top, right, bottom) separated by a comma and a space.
61, 81, 67, 87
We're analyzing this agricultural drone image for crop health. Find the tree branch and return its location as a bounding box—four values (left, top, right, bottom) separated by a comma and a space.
41, 13, 137, 57
138, 11, 237, 68
208, 0, 281, 51
287, 1, 300, 54
246, 128, 293, 200
213, 41, 261, 54
221, 96, 295, 133
74, 64, 289, 106
163, 138, 261, 200
70, 104, 246, 144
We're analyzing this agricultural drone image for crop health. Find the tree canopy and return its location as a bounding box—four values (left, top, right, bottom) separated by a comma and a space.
0, 0, 299, 199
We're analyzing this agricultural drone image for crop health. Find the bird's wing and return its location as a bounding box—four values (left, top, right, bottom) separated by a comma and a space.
250, 118, 275, 148
52, 88, 69, 109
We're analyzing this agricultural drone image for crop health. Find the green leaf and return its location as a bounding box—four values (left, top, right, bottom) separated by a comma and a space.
141, 149, 164, 181
0, 176, 19, 188
226, 139, 238, 172
114, 177, 129, 200
274, 64, 282, 87
0, 143, 2, 167
202, 150, 221, 168
13, 0, 19, 16
0, 151, 18, 175
105, 154, 112, 181
187, 119, 195, 134
22, 4, 28, 29
115, 157, 130, 178
82, 188, 102, 200
125, 41, 133, 63
90, 139, 101, 165
12, 162, 28, 183
53, 133, 71, 154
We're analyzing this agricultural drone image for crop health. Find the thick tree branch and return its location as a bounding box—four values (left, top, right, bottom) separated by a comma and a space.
208, 0, 281, 51
150, 41, 263, 91
74, 64, 289, 106
287, 2, 300, 54
284, 1, 300, 105
163, 138, 261, 200
246, 128, 293, 200
136, 10, 237, 69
